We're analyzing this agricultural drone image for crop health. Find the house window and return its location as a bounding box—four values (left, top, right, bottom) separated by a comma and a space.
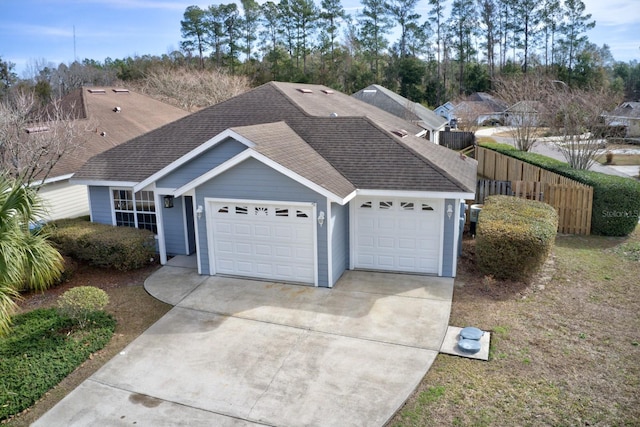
360, 201, 372, 209
112, 189, 157, 233
276, 208, 289, 217
379, 201, 393, 210
422, 203, 434, 211
235, 206, 248, 215
401, 202, 414, 210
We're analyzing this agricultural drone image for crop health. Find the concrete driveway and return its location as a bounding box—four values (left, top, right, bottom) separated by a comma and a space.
34, 261, 453, 427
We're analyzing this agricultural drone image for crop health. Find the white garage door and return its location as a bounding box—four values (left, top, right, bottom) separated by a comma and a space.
354, 197, 442, 274
209, 200, 316, 284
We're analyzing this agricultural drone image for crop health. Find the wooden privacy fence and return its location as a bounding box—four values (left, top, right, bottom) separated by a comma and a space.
439, 131, 475, 150
476, 147, 593, 235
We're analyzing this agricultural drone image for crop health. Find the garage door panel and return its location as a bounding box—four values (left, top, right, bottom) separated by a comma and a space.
254, 225, 272, 237
398, 257, 417, 268
355, 197, 441, 274
398, 238, 417, 249
210, 201, 315, 284
377, 237, 395, 248
255, 244, 272, 256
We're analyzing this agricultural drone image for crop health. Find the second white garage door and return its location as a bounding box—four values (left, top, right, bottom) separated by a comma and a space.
354, 197, 442, 274
209, 200, 316, 284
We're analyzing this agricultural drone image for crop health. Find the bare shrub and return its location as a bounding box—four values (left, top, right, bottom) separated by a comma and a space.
129, 68, 250, 112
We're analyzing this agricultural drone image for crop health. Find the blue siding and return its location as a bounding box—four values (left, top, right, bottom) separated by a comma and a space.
162, 196, 187, 256
441, 198, 457, 277
157, 138, 246, 189
330, 202, 349, 286
89, 186, 113, 225
195, 158, 329, 286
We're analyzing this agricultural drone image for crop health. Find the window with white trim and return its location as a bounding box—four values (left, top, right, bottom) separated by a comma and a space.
112, 189, 157, 233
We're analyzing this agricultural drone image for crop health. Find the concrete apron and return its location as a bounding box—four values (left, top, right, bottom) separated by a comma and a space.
34, 268, 453, 427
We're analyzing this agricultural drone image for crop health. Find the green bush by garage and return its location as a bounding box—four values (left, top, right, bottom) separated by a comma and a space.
45, 218, 156, 271
480, 142, 640, 236
476, 196, 559, 281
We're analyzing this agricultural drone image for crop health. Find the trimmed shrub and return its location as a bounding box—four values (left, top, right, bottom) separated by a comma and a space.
57, 286, 109, 328
46, 218, 156, 270
476, 196, 558, 281
479, 142, 640, 236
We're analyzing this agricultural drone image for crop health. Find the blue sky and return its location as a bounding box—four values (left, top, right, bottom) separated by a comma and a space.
2, 0, 639, 78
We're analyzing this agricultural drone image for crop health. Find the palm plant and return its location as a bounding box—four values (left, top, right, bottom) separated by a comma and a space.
0, 174, 63, 335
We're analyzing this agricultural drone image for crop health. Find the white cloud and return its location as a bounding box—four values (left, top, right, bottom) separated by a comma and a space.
0, 23, 73, 38
583, 0, 640, 26
76, 0, 209, 11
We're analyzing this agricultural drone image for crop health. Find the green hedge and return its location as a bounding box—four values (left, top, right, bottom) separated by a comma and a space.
480, 142, 640, 236
46, 218, 156, 271
476, 196, 558, 281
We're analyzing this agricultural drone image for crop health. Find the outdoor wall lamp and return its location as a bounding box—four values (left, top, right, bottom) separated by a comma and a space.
163, 195, 174, 209
447, 204, 453, 219
318, 211, 325, 227
196, 205, 204, 220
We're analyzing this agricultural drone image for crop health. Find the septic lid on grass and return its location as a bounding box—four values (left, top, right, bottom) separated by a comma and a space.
458, 338, 482, 353
460, 326, 484, 340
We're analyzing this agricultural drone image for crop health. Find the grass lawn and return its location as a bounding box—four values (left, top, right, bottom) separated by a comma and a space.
390, 225, 640, 426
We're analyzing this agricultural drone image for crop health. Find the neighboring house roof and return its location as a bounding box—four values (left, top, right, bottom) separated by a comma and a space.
43, 87, 189, 181
605, 102, 640, 119
351, 85, 448, 131
73, 82, 476, 195
505, 100, 544, 114
465, 92, 508, 113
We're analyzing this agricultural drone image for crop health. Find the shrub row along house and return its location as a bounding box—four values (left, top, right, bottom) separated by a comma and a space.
72, 82, 477, 287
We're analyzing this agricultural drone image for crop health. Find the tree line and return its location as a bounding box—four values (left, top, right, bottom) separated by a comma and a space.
1, 0, 639, 108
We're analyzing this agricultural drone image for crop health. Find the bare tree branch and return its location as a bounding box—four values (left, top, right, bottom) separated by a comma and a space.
546, 84, 621, 169
0, 91, 89, 186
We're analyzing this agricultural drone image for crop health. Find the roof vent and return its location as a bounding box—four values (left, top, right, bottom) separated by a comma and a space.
88, 89, 106, 94
391, 129, 408, 138
363, 89, 377, 94
297, 88, 313, 94
321, 89, 334, 94
112, 88, 129, 93
113, 107, 121, 113
100, 131, 107, 137
25, 126, 50, 134
329, 112, 339, 117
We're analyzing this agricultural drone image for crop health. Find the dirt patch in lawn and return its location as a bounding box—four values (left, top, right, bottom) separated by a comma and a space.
4, 262, 171, 427
389, 228, 640, 426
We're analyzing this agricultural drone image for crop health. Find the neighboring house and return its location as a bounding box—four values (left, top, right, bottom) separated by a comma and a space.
352, 85, 448, 144
36, 87, 188, 220
72, 82, 477, 287
504, 101, 545, 127
453, 92, 508, 126
602, 102, 640, 137
434, 101, 455, 123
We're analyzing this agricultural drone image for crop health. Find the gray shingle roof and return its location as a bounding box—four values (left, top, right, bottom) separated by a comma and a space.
74, 82, 476, 195
231, 122, 356, 198
352, 85, 448, 131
